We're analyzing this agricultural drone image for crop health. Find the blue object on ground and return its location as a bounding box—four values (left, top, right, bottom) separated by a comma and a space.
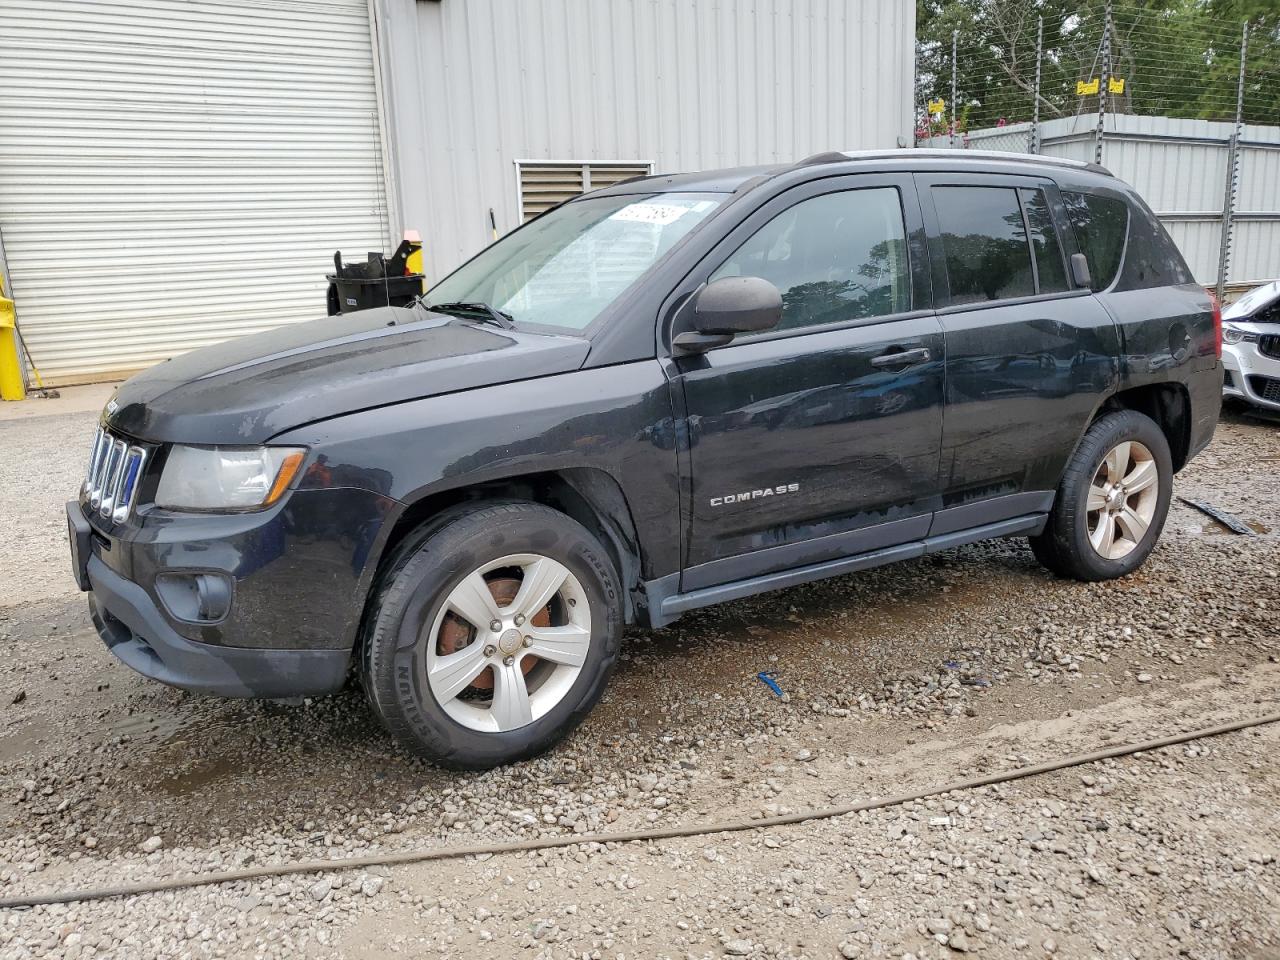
757, 671, 784, 697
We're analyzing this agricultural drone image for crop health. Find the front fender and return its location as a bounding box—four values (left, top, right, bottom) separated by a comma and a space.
271, 361, 682, 610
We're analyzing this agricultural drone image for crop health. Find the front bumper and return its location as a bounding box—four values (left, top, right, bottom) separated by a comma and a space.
67, 486, 390, 698
87, 552, 350, 698
1223, 341, 1280, 411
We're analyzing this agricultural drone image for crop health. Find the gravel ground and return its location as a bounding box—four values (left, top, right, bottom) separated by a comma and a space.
0, 413, 94, 607
0, 406, 1277, 959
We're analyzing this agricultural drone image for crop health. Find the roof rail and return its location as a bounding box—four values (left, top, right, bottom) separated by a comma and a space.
793, 147, 1113, 177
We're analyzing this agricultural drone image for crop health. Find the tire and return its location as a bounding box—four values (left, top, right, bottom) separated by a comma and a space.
361, 500, 623, 769
1030, 409, 1173, 582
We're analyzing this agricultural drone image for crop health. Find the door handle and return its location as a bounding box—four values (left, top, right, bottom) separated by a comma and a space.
871, 346, 931, 369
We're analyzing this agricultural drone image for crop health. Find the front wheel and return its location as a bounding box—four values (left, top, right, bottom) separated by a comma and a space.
1030, 409, 1173, 581
361, 501, 622, 768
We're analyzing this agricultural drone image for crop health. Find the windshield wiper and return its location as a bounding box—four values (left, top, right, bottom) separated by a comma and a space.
420, 300, 515, 330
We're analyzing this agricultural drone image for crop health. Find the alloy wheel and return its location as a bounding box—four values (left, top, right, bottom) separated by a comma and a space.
423, 554, 591, 733
1085, 440, 1160, 560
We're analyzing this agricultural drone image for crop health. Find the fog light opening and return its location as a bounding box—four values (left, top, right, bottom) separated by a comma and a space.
155, 572, 233, 624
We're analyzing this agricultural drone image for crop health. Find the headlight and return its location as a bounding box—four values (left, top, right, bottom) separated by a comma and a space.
155, 445, 306, 511
1222, 325, 1245, 345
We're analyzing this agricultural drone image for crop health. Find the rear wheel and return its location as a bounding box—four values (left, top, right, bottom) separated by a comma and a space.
361, 501, 622, 768
1030, 410, 1172, 581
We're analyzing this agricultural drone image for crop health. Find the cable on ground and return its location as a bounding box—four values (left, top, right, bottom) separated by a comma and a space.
2, 710, 1276, 909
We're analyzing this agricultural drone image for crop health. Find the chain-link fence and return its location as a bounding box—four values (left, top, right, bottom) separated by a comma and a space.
915, 2, 1276, 150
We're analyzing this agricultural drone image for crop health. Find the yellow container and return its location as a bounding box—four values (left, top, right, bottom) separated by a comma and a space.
403, 229, 425, 294
0, 281, 25, 401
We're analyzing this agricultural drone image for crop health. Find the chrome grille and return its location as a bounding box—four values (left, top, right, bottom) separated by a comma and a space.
1259, 334, 1280, 361
83, 427, 147, 522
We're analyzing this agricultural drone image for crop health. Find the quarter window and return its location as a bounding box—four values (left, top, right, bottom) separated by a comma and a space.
1062, 191, 1128, 290
710, 188, 910, 332
1117, 200, 1194, 290
932, 186, 1035, 304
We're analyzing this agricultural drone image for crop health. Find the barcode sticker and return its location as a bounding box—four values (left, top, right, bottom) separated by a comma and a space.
609, 202, 691, 225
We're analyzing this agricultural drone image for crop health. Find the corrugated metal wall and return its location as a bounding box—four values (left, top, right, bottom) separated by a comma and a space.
930, 115, 1280, 286
376, 0, 916, 283
0, 0, 391, 385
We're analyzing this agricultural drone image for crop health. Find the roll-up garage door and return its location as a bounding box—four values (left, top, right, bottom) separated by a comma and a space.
0, 0, 391, 385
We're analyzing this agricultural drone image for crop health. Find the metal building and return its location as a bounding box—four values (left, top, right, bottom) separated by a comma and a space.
0, 0, 916, 387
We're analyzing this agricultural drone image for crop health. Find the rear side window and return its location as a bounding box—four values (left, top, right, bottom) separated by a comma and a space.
932, 186, 1035, 304
711, 187, 911, 332
1020, 188, 1069, 294
1062, 191, 1127, 290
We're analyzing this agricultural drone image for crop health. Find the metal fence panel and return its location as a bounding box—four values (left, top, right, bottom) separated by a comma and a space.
1237, 145, 1280, 214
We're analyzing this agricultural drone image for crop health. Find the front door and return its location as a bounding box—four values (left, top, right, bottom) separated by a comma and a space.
916, 174, 1120, 530
668, 175, 945, 591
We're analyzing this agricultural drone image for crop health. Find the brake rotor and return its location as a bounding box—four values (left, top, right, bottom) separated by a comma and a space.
437, 575, 549, 692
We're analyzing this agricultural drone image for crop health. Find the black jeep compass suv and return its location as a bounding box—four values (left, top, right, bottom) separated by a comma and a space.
68, 149, 1222, 768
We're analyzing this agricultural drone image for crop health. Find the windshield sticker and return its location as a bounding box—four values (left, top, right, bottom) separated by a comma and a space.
609, 202, 693, 226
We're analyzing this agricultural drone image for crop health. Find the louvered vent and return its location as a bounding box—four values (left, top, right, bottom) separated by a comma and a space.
517, 163, 652, 221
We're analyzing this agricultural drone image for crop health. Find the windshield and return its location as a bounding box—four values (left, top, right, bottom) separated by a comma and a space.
424, 192, 724, 333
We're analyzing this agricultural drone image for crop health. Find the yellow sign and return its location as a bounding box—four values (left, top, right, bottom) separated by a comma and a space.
927, 98, 946, 116
1076, 77, 1125, 96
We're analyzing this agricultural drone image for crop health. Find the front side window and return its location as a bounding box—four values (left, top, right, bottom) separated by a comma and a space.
710, 187, 910, 332
425, 192, 723, 332
932, 186, 1035, 305
1062, 191, 1128, 291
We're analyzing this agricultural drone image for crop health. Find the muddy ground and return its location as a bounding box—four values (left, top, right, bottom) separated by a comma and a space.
0, 403, 1277, 959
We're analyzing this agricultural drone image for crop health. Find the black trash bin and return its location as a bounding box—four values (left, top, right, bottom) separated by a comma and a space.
326, 240, 424, 315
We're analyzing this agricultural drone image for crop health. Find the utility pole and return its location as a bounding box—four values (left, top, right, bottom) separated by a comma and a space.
950, 29, 958, 148
1216, 21, 1249, 302
1030, 16, 1043, 154
1095, 0, 1112, 165
914, 42, 925, 146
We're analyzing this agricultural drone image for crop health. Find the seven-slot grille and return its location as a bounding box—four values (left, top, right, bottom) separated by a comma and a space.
84, 427, 147, 523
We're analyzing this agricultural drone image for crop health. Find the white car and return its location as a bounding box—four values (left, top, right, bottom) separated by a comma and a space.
1222, 280, 1280, 413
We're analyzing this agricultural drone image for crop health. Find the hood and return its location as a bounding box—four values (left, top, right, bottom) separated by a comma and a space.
1223, 280, 1280, 323
105, 306, 590, 444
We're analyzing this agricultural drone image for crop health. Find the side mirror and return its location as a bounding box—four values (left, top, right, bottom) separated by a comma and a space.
695, 276, 783, 334
1070, 252, 1092, 289
674, 277, 783, 353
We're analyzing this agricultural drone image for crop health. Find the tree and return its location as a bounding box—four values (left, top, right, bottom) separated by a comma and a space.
1203, 0, 1280, 124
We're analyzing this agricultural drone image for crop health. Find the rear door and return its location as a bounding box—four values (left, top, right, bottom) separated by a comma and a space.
665, 174, 944, 591
916, 174, 1120, 532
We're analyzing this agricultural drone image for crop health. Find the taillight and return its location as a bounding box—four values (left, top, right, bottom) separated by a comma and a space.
1210, 291, 1223, 360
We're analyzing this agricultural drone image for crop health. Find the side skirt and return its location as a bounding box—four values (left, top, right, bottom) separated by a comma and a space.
642, 514, 1047, 629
